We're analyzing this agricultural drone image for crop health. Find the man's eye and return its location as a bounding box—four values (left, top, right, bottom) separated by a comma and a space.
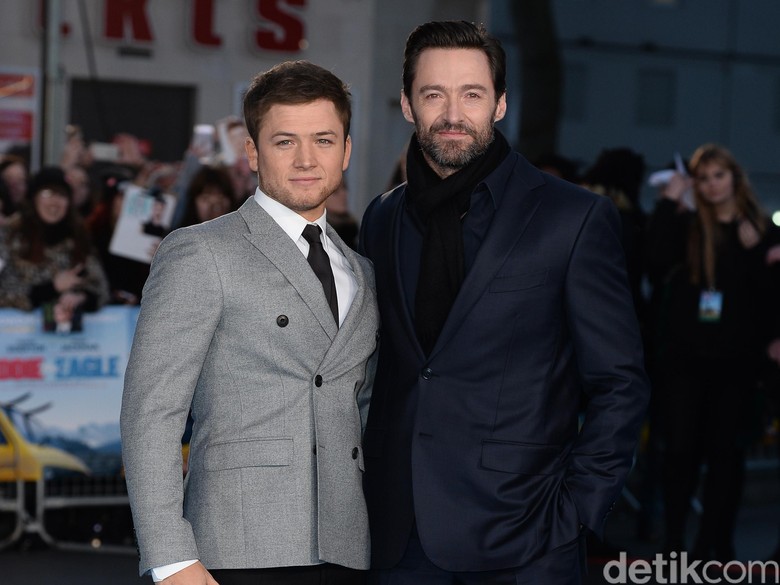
316, 139, 334, 145
276, 140, 293, 146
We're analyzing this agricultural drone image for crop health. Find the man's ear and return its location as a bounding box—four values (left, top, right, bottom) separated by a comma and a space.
400, 91, 415, 124
244, 137, 258, 172
494, 93, 507, 123
342, 135, 352, 172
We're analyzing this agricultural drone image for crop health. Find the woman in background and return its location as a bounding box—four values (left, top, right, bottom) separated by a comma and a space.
85, 167, 150, 305
178, 165, 236, 228
645, 143, 779, 561
0, 155, 28, 220
0, 166, 108, 327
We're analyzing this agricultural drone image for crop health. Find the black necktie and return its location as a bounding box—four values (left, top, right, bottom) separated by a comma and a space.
302, 224, 339, 325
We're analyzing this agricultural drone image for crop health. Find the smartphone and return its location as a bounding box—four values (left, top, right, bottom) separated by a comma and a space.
192, 124, 215, 163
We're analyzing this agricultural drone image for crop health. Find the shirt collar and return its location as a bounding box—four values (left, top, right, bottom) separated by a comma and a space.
253, 188, 328, 241
476, 150, 518, 210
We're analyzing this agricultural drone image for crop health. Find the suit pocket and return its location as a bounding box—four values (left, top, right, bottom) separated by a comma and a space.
205, 437, 293, 471
480, 440, 562, 475
489, 269, 549, 293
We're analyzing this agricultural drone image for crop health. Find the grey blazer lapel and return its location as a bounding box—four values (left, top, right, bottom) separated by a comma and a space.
239, 198, 339, 339
319, 224, 378, 374
327, 223, 367, 327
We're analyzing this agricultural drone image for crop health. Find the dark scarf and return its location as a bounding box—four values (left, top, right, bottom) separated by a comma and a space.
405, 129, 511, 355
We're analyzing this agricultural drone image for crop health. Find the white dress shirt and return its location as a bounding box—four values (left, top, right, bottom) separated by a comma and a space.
253, 188, 357, 325
151, 189, 357, 582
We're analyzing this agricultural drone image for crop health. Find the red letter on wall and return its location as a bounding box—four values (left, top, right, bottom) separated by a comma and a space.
192, 0, 221, 47
104, 0, 153, 41
254, 0, 306, 52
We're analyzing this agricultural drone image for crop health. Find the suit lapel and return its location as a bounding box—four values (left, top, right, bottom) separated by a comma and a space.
387, 189, 426, 360
327, 223, 366, 332
428, 158, 545, 360
317, 224, 377, 372
239, 198, 339, 340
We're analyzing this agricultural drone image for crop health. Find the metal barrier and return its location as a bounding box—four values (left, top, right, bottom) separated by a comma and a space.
0, 438, 25, 550
0, 306, 139, 553
0, 475, 134, 553
0, 479, 24, 550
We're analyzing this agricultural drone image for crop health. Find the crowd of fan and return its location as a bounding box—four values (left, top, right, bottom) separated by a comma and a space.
1, 130, 779, 561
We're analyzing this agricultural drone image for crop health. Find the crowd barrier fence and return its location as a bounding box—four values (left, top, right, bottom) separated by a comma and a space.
0, 306, 777, 553
0, 306, 138, 552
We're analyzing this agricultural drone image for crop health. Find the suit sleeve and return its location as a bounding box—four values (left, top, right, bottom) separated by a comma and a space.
120, 227, 223, 575
563, 196, 651, 538
357, 195, 380, 259
357, 345, 377, 433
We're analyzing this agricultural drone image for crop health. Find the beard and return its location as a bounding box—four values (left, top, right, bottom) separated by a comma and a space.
415, 119, 495, 171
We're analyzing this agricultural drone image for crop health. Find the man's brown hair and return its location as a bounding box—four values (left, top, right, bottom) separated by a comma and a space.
243, 60, 351, 146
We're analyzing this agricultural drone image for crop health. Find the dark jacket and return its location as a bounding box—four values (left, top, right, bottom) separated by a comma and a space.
359, 152, 650, 571
645, 198, 777, 365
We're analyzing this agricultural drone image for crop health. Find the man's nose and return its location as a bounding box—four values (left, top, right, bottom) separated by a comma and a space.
294, 143, 317, 168
443, 97, 463, 124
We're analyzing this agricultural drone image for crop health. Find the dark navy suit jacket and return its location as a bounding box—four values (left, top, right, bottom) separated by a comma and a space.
359, 151, 650, 572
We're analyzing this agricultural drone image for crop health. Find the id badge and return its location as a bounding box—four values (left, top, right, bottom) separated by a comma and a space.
699, 289, 723, 322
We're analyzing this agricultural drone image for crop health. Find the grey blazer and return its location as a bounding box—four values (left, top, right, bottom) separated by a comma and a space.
120, 197, 379, 575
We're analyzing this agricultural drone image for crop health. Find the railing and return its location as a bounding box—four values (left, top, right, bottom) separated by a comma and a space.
0, 477, 24, 550
1, 306, 778, 554
0, 474, 134, 553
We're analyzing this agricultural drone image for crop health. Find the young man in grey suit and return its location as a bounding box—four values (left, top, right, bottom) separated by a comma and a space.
121, 61, 379, 585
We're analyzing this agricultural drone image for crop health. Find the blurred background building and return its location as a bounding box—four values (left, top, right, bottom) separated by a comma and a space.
1, 0, 779, 218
